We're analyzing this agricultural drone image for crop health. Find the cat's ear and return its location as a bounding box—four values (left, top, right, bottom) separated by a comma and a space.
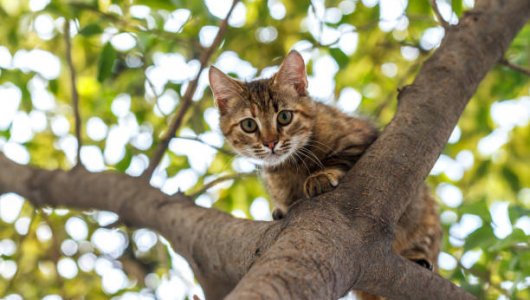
209, 66, 243, 114
274, 50, 308, 96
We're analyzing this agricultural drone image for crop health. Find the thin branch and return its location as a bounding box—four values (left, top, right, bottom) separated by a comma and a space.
64, 20, 83, 167
145, 73, 166, 116
500, 58, 530, 76
174, 136, 235, 156
310, 0, 325, 45
456, 261, 511, 298
431, 0, 450, 29
143, 0, 240, 180
188, 172, 255, 198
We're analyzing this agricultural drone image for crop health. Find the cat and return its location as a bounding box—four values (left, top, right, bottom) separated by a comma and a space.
209, 50, 442, 299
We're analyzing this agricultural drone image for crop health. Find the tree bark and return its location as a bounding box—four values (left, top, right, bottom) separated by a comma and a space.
0, 0, 529, 299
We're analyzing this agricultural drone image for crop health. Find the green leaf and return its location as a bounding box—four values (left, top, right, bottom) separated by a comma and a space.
502, 166, 520, 193
452, 0, 463, 16
135, 0, 177, 10
166, 154, 189, 177
407, 0, 430, 15
488, 229, 527, 252
520, 251, 530, 270
474, 160, 490, 178
329, 48, 349, 68
49, 79, 59, 94
508, 205, 530, 223
97, 42, 117, 83
79, 23, 103, 37
460, 199, 491, 223
464, 225, 495, 251
114, 148, 133, 172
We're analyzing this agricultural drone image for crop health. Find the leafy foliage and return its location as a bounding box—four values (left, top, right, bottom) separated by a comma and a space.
0, 0, 529, 299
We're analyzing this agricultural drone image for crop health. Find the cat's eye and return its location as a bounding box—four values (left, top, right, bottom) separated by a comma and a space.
277, 110, 293, 126
240, 118, 258, 133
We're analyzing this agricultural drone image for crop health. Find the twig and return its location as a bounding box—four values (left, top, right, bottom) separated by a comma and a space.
142, 0, 240, 180
144, 73, 166, 116
456, 261, 511, 298
64, 20, 83, 167
188, 172, 254, 198
310, 0, 325, 45
173, 136, 235, 156
103, 218, 124, 229
500, 58, 530, 76
431, 0, 450, 29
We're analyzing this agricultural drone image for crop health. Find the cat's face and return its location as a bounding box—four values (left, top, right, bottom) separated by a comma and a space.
209, 51, 315, 167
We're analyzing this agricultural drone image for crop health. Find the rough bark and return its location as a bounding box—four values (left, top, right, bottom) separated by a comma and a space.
0, 0, 529, 299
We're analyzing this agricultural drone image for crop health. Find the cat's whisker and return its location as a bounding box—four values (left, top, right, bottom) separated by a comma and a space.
301, 145, 325, 166
298, 147, 325, 170
293, 150, 311, 175
288, 154, 301, 174
308, 139, 334, 154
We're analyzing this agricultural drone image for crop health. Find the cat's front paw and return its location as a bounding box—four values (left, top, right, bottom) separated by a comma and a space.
304, 170, 341, 198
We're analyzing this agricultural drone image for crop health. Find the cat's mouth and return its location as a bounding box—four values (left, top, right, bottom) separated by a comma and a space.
256, 146, 294, 166
261, 152, 289, 166
251, 136, 310, 167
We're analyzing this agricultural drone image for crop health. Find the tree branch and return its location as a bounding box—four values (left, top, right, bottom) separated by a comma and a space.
188, 172, 255, 198
500, 58, 530, 76
64, 20, 83, 167
431, 0, 450, 29
173, 136, 235, 156
143, 0, 240, 180
338, 0, 530, 225
0, 152, 276, 299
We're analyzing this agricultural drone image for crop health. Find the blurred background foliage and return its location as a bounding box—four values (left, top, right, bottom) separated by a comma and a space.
0, 0, 529, 299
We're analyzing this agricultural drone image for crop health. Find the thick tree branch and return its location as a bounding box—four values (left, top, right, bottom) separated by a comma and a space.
0, 153, 276, 299
143, 0, 240, 179
339, 0, 530, 224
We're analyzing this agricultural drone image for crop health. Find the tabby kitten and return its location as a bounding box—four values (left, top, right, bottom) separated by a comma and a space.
209, 51, 441, 298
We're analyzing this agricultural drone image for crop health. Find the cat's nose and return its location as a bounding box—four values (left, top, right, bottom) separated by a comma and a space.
263, 140, 278, 150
